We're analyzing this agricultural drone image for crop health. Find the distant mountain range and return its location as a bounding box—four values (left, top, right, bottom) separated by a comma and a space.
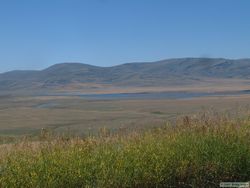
1, 58, 250, 92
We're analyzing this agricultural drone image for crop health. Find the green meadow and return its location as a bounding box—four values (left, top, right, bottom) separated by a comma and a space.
0, 112, 249, 187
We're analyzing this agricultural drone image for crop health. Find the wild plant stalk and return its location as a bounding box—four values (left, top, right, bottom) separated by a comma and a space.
0, 112, 249, 187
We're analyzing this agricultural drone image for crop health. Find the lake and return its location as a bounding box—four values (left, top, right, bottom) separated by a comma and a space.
48, 90, 250, 100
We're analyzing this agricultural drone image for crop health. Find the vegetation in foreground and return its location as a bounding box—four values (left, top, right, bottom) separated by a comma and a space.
0, 112, 250, 187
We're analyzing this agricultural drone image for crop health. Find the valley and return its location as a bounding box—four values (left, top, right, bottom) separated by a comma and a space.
1, 92, 250, 137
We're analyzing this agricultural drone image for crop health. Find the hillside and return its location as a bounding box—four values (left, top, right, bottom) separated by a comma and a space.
1, 58, 250, 92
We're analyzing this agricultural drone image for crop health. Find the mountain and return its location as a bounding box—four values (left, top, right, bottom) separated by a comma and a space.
1, 58, 250, 93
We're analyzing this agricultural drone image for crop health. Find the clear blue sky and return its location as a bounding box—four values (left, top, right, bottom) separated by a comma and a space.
0, 0, 250, 72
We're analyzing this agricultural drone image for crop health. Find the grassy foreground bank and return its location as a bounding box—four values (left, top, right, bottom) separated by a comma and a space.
0, 113, 250, 187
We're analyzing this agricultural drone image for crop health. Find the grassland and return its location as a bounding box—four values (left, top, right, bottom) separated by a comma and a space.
0, 111, 249, 187
0, 93, 250, 187
1, 94, 250, 138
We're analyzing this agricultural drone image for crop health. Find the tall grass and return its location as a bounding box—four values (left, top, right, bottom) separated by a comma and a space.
0, 113, 249, 187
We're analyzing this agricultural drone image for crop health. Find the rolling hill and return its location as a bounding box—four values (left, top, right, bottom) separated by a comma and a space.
1, 58, 250, 93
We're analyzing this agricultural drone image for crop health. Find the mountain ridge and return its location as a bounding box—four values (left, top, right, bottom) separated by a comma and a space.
1, 57, 250, 92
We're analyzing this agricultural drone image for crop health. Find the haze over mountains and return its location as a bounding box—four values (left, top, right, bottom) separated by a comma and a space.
1, 58, 250, 93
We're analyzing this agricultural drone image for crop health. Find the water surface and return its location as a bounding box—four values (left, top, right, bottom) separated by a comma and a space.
50, 90, 250, 100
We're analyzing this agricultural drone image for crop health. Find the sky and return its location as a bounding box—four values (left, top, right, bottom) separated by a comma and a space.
0, 0, 250, 72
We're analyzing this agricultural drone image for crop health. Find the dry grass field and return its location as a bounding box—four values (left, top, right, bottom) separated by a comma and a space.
1, 87, 250, 187
1, 92, 250, 137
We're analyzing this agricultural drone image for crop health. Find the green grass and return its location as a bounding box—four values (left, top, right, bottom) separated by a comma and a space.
0, 114, 250, 187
